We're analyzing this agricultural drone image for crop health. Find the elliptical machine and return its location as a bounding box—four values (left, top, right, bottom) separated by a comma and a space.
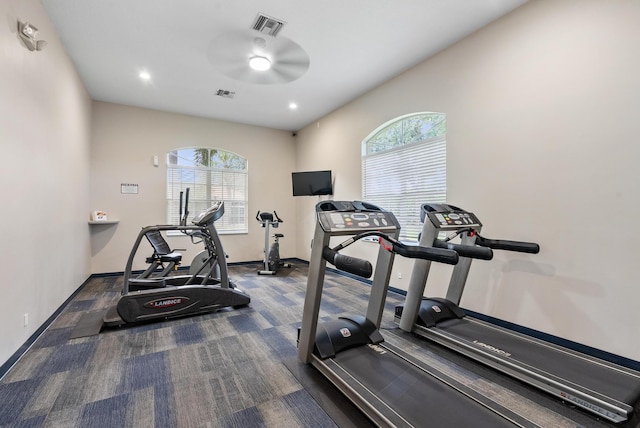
135, 188, 223, 281
102, 191, 250, 328
256, 210, 291, 275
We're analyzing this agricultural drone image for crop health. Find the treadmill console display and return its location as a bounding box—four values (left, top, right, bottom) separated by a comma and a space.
318, 211, 398, 233
427, 210, 481, 230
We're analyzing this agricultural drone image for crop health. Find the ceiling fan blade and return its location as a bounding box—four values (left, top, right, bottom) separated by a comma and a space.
207, 30, 309, 85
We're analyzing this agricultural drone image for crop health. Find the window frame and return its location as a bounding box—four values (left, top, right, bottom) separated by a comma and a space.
361, 112, 446, 242
166, 147, 248, 235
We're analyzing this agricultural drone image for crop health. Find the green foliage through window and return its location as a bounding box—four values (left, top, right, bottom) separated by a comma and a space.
364, 113, 445, 155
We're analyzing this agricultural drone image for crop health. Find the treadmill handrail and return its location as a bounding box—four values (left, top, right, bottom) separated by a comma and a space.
380, 236, 458, 265
434, 239, 493, 260
322, 247, 373, 278
475, 234, 540, 254
322, 231, 459, 277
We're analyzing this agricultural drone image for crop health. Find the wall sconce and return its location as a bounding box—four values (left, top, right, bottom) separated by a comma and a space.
18, 21, 47, 51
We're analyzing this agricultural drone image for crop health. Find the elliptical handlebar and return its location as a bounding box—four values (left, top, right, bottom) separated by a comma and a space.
179, 188, 190, 226
273, 210, 283, 223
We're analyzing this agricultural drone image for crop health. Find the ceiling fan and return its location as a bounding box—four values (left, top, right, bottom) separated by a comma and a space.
207, 29, 310, 85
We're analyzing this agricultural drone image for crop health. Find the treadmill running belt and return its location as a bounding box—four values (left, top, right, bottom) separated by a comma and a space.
437, 318, 640, 404
334, 345, 517, 427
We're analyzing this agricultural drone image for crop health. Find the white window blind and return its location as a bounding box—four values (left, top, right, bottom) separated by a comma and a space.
167, 148, 248, 234
362, 113, 446, 241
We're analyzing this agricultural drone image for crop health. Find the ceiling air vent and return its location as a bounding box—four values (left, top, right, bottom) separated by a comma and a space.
251, 13, 286, 37
215, 89, 235, 99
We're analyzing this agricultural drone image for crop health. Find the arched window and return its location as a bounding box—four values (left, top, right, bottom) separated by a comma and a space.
362, 112, 446, 241
167, 147, 248, 233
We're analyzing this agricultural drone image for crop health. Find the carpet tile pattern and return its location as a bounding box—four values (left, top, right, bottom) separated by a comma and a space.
0, 262, 614, 427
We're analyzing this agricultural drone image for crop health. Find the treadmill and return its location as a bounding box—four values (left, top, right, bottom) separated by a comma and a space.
396, 203, 640, 425
297, 200, 540, 427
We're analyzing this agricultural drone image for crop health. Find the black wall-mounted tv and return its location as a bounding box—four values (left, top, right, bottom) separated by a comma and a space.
292, 170, 333, 196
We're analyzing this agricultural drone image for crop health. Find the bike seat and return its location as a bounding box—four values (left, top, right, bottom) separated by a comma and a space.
145, 251, 182, 264
274, 233, 284, 238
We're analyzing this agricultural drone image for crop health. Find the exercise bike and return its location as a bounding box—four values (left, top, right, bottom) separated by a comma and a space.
256, 210, 291, 275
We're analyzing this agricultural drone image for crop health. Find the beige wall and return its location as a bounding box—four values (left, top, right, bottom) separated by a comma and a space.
90, 102, 296, 274
0, 0, 92, 366
3, 0, 640, 369
295, 0, 640, 361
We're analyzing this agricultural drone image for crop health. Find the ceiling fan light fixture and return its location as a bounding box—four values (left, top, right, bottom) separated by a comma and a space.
249, 55, 271, 71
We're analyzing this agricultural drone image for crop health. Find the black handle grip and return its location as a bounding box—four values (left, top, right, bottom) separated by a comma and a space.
476, 236, 540, 254
180, 188, 190, 226
179, 191, 184, 225
393, 244, 459, 265
434, 239, 493, 260
323, 247, 373, 278
376, 236, 459, 265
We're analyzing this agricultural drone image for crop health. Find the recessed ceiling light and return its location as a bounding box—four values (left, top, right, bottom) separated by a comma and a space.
289, 102, 298, 110
139, 71, 151, 81
249, 56, 271, 71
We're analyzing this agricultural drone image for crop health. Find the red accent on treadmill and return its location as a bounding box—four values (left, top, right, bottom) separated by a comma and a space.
379, 238, 392, 252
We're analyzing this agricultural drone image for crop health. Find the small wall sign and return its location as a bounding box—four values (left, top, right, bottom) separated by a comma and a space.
121, 183, 139, 194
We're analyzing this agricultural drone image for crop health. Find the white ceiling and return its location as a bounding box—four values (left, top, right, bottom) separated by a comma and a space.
41, 0, 527, 132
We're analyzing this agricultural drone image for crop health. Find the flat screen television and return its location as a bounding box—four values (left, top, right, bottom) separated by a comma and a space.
292, 170, 333, 196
